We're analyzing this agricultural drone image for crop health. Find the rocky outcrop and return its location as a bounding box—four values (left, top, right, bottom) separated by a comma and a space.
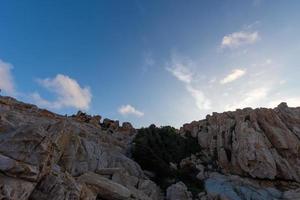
0, 96, 161, 200
71, 111, 102, 127
1, 95, 300, 200
179, 103, 300, 199
180, 103, 300, 182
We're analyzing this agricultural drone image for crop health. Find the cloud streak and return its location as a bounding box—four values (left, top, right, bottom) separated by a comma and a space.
225, 87, 269, 110
221, 31, 259, 48
33, 74, 92, 110
220, 69, 246, 84
118, 104, 144, 117
166, 56, 193, 83
0, 60, 15, 95
186, 85, 211, 110
166, 54, 211, 110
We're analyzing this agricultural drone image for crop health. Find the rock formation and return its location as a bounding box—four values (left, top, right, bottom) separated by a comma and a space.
0, 96, 161, 200
1, 95, 300, 200
180, 102, 300, 199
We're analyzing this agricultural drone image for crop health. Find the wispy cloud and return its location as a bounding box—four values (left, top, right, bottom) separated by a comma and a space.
166, 55, 193, 83
221, 31, 259, 48
33, 74, 92, 110
269, 97, 300, 108
225, 87, 269, 110
186, 85, 211, 110
0, 60, 15, 95
220, 69, 246, 84
118, 104, 144, 117
142, 52, 155, 73
166, 54, 211, 110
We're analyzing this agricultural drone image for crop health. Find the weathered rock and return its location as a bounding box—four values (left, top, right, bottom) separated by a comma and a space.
103, 118, 120, 130
71, 111, 101, 127
203, 173, 285, 200
166, 182, 193, 200
0, 174, 35, 200
181, 103, 300, 182
121, 122, 134, 131
2, 96, 300, 200
30, 170, 83, 200
0, 153, 39, 181
282, 188, 300, 200
0, 96, 161, 200
78, 172, 132, 200
138, 179, 163, 200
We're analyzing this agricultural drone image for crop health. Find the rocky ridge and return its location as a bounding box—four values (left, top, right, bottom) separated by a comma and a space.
0, 96, 161, 200
179, 102, 300, 199
1, 96, 300, 200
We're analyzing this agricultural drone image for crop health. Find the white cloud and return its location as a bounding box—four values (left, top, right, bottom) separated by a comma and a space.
118, 104, 144, 117
279, 80, 286, 85
225, 87, 269, 110
186, 85, 211, 110
220, 69, 246, 84
33, 74, 92, 110
0, 60, 15, 95
221, 31, 259, 48
166, 55, 193, 83
265, 59, 272, 65
166, 54, 211, 110
269, 97, 300, 108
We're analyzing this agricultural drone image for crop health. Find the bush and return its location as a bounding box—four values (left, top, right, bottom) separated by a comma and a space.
131, 125, 202, 192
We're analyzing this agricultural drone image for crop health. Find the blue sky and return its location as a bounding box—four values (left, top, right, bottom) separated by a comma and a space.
0, 0, 300, 127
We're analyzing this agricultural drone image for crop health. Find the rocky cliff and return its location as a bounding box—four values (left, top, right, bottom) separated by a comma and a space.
0, 96, 161, 200
1, 96, 300, 200
179, 102, 300, 199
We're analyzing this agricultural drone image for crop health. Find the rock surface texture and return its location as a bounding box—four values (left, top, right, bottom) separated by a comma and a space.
1, 96, 300, 200
180, 102, 300, 199
0, 96, 161, 200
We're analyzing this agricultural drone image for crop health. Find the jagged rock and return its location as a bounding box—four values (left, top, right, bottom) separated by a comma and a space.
180, 103, 300, 183
166, 182, 193, 200
122, 122, 134, 131
71, 111, 101, 126
196, 164, 206, 180
103, 118, 120, 130
0, 96, 161, 200
2, 96, 300, 200
180, 121, 200, 137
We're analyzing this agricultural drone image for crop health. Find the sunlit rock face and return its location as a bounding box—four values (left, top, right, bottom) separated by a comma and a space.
179, 102, 300, 199
0, 96, 161, 200
180, 103, 300, 182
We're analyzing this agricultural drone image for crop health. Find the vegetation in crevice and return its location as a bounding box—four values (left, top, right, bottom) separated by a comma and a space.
131, 125, 203, 195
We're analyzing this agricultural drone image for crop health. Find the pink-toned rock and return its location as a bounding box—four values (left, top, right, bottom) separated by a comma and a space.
181, 103, 300, 182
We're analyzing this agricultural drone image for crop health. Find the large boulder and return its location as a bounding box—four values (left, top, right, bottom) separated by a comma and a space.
78, 172, 132, 200
166, 182, 192, 200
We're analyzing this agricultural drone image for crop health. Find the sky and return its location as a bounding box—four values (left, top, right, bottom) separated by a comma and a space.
0, 0, 300, 128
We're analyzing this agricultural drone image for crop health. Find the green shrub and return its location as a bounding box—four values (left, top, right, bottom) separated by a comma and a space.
131, 125, 202, 192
